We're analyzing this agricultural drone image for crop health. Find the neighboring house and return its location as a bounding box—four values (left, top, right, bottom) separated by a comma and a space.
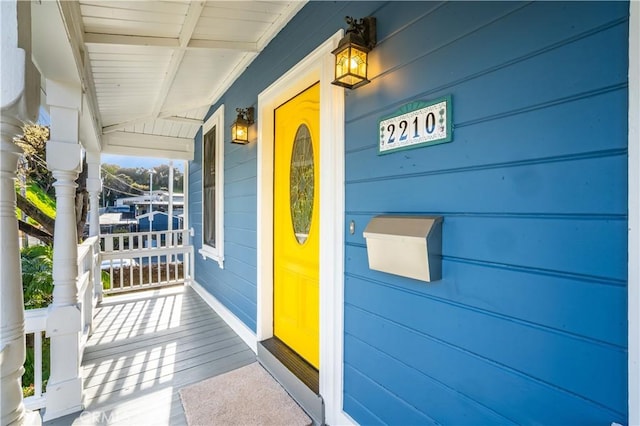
136, 211, 183, 233
84, 207, 137, 237
104, 205, 134, 218
2, 1, 638, 425
84, 198, 182, 236
117, 191, 184, 216
116, 190, 183, 207
97, 212, 137, 235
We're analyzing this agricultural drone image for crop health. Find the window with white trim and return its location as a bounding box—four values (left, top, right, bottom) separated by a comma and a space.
199, 105, 224, 268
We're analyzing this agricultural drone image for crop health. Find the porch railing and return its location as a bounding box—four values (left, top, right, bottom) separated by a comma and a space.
77, 236, 101, 348
100, 229, 193, 295
20, 231, 193, 415
23, 308, 48, 411
21, 236, 102, 412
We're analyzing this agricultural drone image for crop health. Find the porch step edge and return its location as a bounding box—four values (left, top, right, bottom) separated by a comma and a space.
257, 342, 324, 425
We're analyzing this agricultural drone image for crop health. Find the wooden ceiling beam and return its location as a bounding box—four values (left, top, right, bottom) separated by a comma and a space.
84, 33, 259, 52
151, 1, 205, 118
103, 131, 194, 161
162, 116, 204, 125
102, 110, 205, 134
187, 39, 258, 52
84, 33, 179, 48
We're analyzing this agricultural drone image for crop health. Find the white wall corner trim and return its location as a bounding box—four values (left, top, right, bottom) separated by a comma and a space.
256, 29, 353, 426
628, 2, 639, 425
188, 280, 257, 353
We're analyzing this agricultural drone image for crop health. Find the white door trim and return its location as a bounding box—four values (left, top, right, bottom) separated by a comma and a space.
256, 29, 353, 426
628, 2, 639, 424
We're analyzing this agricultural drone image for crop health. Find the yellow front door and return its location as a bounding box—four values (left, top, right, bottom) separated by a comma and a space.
273, 83, 320, 368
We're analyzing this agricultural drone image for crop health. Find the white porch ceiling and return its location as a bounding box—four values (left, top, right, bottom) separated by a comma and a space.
33, 1, 305, 159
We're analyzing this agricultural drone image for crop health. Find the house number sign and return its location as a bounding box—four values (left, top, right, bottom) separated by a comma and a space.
379, 96, 452, 155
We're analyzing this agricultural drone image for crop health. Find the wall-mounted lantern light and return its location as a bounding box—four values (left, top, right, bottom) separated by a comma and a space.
231, 107, 254, 144
331, 16, 377, 90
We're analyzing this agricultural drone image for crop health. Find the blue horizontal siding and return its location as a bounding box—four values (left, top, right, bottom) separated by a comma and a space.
345, 304, 625, 424
346, 275, 626, 414
342, 394, 385, 426
225, 162, 257, 184
224, 195, 257, 214
373, 2, 626, 84
341, 0, 628, 424
224, 176, 257, 198
346, 154, 627, 215
224, 211, 257, 232
345, 243, 626, 347
344, 363, 437, 425
345, 335, 513, 425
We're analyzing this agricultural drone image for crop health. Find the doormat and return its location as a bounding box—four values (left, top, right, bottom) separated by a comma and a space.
179, 362, 312, 426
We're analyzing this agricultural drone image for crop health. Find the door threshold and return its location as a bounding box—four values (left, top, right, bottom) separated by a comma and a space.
258, 338, 323, 425
261, 337, 318, 393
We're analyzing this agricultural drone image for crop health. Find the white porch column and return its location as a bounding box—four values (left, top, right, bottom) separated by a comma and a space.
86, 152, 101, 237
0, 131, 27, 426
0, 1, 40, 425
44, 80, 84, 421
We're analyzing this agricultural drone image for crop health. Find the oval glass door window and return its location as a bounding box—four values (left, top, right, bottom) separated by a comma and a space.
290, 124, 314, 244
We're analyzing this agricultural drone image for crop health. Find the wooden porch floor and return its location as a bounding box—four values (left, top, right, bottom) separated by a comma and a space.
44, 285, 255, 425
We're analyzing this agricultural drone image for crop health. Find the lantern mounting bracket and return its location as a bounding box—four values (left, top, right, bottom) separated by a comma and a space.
345, 16, 376, 50
235, 107, 254, 125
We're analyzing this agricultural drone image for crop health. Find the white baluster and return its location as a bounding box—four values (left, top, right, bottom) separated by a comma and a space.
86, 153, 103, 305
86, 152, 101, 238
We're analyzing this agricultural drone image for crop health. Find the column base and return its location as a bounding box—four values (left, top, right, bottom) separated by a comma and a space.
42, 377, 83, 422
2, 405, 24, 426
23, 410, 42, 426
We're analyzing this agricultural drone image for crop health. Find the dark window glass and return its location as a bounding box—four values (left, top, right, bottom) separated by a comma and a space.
203, 126, 216, 247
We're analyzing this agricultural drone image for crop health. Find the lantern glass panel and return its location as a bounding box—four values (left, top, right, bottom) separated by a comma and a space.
231, 120, 249, 144
335, 46, 351, 80
350, 46, 368, 79
333, 44, 369, 88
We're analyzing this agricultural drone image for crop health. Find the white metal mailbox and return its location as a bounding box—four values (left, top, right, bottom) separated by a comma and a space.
363, 215, 443, 282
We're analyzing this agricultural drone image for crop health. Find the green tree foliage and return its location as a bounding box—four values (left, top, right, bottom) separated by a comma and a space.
15, 182, 56, 245
151, 164, 184, 192
20, 245, 54, 398
15, 124, 89, 243
101, 164, 145, 206
21, 245, 54, 309
101, 163, 184, 206
15, 125, 53, 195
24, 182, 56, 219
